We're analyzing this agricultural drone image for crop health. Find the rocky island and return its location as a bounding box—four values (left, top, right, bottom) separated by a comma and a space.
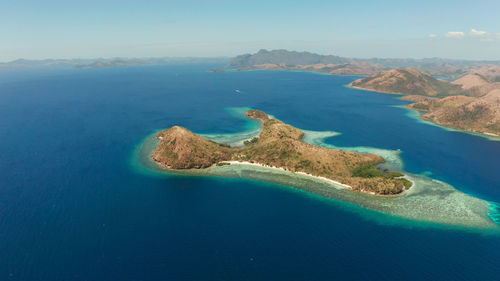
152, 109, 411, 195
349, 68, 500, 137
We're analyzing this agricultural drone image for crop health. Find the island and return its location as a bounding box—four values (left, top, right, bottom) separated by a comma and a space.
349, 69, 500, 137
349, 68, 465, 96
151, 109, 411, 195
223, 50, 500, 139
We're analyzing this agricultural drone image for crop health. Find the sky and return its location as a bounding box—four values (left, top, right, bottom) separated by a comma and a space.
1, 0, 500, 61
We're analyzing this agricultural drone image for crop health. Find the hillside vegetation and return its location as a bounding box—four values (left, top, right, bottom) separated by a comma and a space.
152, 110, 411, 195
349, 68, 464, 96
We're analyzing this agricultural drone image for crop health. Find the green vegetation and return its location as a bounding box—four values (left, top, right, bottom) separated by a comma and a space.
153, 110, 412, 195
246, 109, 269, 121
352, 163, 384, 178
352, 163, 404, 179
243, 137, 259, 146
397, 178, 413, 188
209, 140, 231, 148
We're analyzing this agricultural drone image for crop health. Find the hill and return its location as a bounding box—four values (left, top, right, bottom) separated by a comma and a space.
152, 110, 412, 195
405, 89, 500, 136
452, 73, 500, 96
349, 68, 465, 96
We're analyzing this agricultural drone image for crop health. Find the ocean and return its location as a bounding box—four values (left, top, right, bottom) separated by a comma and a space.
1, 63, 499, 280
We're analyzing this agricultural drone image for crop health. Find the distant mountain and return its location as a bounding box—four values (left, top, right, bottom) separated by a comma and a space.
349, 68, 464, 96
464, 65, 500, 81
0, 57, 229, 69
0, 58, 93, 68
229, 49, 500, 78
229, 49, 349, 67
229, 50, 387, 75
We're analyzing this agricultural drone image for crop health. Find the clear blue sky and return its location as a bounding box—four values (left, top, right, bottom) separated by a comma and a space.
2, 0, 500, 61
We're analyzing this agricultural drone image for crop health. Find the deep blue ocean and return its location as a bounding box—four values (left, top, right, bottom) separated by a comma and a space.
1, 63, 500, 281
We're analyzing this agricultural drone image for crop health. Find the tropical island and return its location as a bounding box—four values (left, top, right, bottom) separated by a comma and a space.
350, 69, 500, 137
152, 109, 411, 195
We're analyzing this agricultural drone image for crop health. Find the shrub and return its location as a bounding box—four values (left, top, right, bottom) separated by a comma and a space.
243, 137, 259, 146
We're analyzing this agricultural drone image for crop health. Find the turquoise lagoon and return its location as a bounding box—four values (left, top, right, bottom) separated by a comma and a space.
134, 107, 499, 231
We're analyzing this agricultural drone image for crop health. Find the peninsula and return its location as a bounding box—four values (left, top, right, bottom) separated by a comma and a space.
404, 90, 500, 136
152, 110, 411, 195
349, 68, 464, 96
349, 69, 500, 137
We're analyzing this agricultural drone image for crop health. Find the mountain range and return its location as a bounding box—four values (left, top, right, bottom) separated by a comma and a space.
229, 49, 500, 78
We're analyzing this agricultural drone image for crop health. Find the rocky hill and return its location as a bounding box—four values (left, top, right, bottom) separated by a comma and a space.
152, 110, 412, 195
452, 73, 500, 96
405, 88, 500, 136
349, 68, 464, 96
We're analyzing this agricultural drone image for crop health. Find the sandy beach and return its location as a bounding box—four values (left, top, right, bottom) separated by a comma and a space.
222, 161, 353, 189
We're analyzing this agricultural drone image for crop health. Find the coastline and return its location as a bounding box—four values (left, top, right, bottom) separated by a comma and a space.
347, 84, 500, 141
235, 67, 368, 77
148, 151, 357, 194
153, 158, 413, 197
347, 84, 405, 96
396, 104, 500, 142
215, 67, 500, 142
219, 161, 352, 189
132, 125, 499, 230
220, 161, 414, 196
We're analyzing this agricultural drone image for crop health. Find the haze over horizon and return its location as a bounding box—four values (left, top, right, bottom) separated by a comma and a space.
2, 0, 500, 61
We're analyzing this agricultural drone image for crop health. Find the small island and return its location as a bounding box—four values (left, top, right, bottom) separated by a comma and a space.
152, 110, 411, 195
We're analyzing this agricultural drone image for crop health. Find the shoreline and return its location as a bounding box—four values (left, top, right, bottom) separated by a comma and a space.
220, 161, 413, 197
135, 120, 498, 230
396, 104, 500, 142
347, 84, 405, 96
222, 160, 353, 189
235, 67, 368, 77
348, 84, 500, 141
152, 157, 413, 197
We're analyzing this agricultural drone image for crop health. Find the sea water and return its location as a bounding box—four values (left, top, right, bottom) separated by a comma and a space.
1, 64, 500, 280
